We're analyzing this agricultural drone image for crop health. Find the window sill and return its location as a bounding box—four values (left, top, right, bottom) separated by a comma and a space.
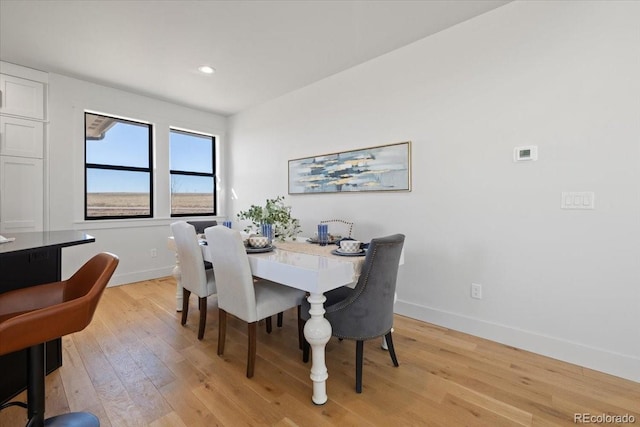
72, 216, 224, 230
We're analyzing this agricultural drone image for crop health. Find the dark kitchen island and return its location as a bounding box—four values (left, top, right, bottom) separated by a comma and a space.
0, 230, 95, 404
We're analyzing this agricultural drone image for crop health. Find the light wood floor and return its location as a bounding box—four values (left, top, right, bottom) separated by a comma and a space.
1, 277, 638, 426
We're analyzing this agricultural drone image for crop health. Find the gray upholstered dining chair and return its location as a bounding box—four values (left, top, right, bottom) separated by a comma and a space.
301, 233, 405, 393
186, 219, 218, 234
171, 221, 217, 340
320, 219, 354, 238
205, 225, 306, 378
187, 220, 217, 270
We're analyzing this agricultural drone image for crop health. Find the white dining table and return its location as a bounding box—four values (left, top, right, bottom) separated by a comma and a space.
166, 237, 363, 404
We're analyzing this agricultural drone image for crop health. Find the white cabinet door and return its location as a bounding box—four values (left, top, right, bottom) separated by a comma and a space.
0, 74, 45, 120
0, 156, 43, 232
0, 116, 43, 158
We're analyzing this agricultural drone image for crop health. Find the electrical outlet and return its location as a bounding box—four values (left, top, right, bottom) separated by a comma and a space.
150, 248, 157, 258
471, 283, 482, 299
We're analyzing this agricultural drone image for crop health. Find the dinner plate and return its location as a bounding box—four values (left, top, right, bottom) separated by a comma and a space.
331, 248, 365, 257
246, 245, 275, 254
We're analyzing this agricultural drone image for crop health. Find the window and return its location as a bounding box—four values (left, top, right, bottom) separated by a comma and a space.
85, 112, 153, 219
170, 128, 216, 216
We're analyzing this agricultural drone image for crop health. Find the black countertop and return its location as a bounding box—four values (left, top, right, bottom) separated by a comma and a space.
0, 230, 95, 256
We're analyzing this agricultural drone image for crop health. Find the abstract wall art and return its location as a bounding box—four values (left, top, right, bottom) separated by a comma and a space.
288, 141, 411, 194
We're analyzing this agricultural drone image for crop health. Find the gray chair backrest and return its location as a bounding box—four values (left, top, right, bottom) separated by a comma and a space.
328, 234, 405, 340
187, 220, 218, 234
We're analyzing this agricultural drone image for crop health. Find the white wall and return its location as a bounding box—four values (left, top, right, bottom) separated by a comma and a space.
227, 1, 640, 381
46, 74, 227, 284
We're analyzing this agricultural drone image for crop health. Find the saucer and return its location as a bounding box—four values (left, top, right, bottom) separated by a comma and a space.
246, 244, 274, 253
331, 248, 365, 257
337, 248, 363, 254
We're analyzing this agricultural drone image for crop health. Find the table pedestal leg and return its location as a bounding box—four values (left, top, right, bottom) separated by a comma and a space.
303, 292, 331, 405
173, 253, 183, 312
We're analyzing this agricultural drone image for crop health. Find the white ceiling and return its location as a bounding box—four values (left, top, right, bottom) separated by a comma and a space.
0, 0, 509, 116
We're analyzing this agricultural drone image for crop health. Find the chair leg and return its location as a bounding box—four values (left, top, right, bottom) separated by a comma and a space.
247, 322, 257, 378
297, 306, 304, 350
277, 312, 283, 327
217, 309, 227, 355
27, 344, 46, 426
22, 344, 101, 427
385, 332, 399, 367
302, 338, 310, 363
355, 340, 364, 393
266, 316, 272, 334
181, 288, 191, 325
197, 297, 207, 340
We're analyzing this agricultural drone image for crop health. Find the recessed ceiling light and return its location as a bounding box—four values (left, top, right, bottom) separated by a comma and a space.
198, 65, 215, 74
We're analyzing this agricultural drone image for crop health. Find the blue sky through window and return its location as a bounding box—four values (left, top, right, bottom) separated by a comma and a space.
170, 130, 214, 193
86, 119, 150, 193
170, 131, 213, 174
86, 117, 214, 193
86, 122, 149, 167
87, 169, 150, 193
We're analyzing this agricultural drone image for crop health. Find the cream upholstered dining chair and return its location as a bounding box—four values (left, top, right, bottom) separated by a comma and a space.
320, 219, 354, 238
171, 221, 217, 340
205, 225, 305, 378
301, 234, 405, 393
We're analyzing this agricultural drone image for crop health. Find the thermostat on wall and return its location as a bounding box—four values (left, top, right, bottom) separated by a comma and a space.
514, 145, 538, 162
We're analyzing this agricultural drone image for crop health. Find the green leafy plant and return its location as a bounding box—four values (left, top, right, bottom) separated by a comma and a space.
236, 196, 301, 241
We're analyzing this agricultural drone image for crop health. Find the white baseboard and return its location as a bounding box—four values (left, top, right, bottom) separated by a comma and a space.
107, 267, 175, 287
395, 299, 640, 384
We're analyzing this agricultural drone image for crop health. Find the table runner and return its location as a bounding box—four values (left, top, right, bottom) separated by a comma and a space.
275, 240, 365, 285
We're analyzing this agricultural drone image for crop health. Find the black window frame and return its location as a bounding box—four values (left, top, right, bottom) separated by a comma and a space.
84, 112, 154, 220
169, 128, 217, 217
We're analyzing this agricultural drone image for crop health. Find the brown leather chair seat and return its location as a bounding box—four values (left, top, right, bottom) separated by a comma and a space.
0, 252, 119, 427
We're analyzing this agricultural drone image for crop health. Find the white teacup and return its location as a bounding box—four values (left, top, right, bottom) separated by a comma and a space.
339, 240, 361, 253
249, 236, 269, 248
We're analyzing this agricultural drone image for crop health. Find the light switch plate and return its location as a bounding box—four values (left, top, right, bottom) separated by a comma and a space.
562, 192, 595, 209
